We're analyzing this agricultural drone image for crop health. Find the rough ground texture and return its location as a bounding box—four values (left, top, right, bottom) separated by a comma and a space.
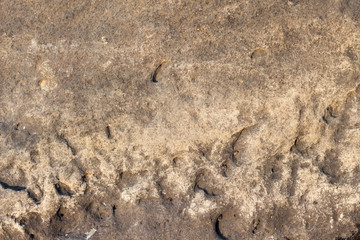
1, 0, 360, 239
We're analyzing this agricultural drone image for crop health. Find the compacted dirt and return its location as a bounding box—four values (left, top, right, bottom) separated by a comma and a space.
1, 0, 360, 239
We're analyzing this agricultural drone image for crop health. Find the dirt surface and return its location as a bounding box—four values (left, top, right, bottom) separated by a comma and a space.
1, 0, 360, 239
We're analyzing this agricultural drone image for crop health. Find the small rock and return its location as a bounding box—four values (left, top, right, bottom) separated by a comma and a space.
0, 166, 27, 191
54, 182, 74, 197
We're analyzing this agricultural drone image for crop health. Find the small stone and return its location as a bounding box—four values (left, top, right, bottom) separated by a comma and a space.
54, 182, 74, 197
